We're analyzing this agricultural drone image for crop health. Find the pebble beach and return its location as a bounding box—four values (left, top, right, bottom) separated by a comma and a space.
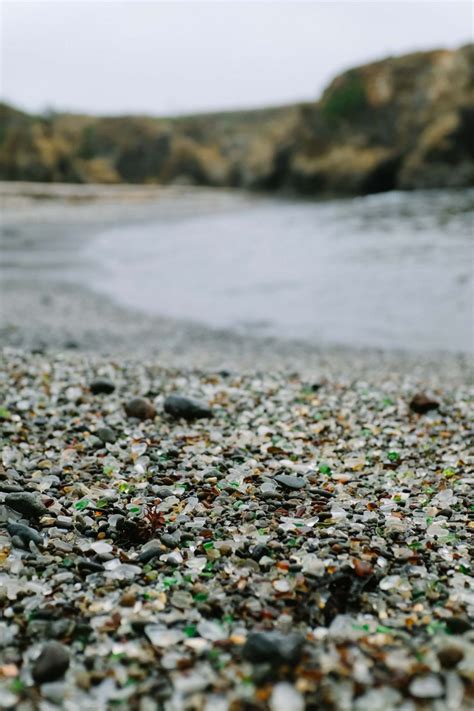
0, 345, 473, 710
0, 185, 473, 710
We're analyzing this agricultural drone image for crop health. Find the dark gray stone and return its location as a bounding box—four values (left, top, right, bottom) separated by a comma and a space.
164, 395, 212, 421
96, 427, 117, 444
6, 522, 42, 546
160, 532, 181, 549
138, 539, 162, 563
242, 631, 305, 665
154, 486, 174, 499
409, 393, 440, 414
77, 559, 105, 574
5, 492, 48, 519
445, 617, 471, 635
250, 544, 269, 561
274, 474, 306, 490
90, 379, 115, 395
0, 483, 23, 493
32, 642, 70, 684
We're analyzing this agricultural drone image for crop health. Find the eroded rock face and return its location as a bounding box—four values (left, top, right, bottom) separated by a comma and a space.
0, 45, 472, 194
289, 45, 474, 194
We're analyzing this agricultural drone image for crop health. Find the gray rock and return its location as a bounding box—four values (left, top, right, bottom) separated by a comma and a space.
48, 618, 75, 640
56, 516, 73, 529
5, 492, 48, 519
77, 558, 105, 574
409, 393, 440, 414
445, 617, 471, 635
124, 397, 156, 420
160, 532, 181, 549
90, 379, 115, 395
250, 544, 269, 561
11, 535, 26, 549
242, 631, 305, 665
32, 642, 70, 684
274, 474, 306, 490
0, 483, 23, 493
6, 521, 42, 546
138, 539, 162, 563
164, 395, 212, 420
96, 426, 117, 444
154, 486, 175, 499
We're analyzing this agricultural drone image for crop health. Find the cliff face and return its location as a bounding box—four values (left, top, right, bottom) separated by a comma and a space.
287, 44, 474, 194
0, 45, 472, 195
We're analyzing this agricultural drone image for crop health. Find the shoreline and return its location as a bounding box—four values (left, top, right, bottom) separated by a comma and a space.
1, 275, 472, 385
1, 182, 472, 383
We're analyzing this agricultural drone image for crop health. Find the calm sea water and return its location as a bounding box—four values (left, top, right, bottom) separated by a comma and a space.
83, 188, 473, 353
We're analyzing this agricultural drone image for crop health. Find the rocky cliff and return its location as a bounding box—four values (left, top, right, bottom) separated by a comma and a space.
1, 45, 472, 195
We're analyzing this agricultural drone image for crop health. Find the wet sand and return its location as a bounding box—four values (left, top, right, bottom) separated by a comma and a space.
1, 182, 471, 383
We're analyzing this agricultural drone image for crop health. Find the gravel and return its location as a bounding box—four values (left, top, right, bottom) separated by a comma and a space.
0, 346, 473, 710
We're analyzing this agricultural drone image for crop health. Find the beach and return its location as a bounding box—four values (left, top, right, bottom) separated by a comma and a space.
0, 184, 473, 710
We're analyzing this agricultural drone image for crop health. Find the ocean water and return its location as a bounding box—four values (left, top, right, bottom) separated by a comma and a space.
84, 188, 473, 353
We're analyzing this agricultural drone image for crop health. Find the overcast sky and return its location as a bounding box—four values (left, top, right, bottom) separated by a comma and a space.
1, 1, 472, 116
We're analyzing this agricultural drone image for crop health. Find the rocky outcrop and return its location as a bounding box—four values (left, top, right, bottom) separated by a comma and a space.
0, 45, 472, 195
288, 44, 474, 193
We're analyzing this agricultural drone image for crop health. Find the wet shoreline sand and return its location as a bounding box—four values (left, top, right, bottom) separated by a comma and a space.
1, 182, 472, 383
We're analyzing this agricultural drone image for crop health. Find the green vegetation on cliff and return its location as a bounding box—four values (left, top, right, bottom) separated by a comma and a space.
321, 72, 368, 125
1, 45, 472, 195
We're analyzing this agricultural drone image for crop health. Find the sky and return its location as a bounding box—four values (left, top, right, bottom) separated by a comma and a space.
1, 1, 472, 116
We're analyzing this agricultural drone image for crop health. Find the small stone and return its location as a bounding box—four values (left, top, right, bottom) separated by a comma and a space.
96, 427, 117, 444
0, 483, 23, 493
5, 492, 48, 519
274, 474, 306, 490
56, 515, 73, 529
124, 397, 156, 420
32, 642, 70, 684
154, 486, 174, 499
90, 541, 113, 555
120, 591, 136, 607
242, 631, 305, 665
145, 626, 184, 647
77, 559, 104, 574
409, 393, 440, 414
39, 516, 56, 527
270, 682, 305, 711
437, 645, 464, 669
170, 590, 193, 609
438, 508, 453, 518
445, 617, 471, 635
164, 395, 212, 420
6, 522, 42, 546
409, 674, 443, 699
138, 539, 162, 563
160, 532, 181, 549
250, 544, 269, 561
89, 379, 115, 395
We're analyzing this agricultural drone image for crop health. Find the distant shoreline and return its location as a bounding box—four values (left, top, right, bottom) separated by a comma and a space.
1, 182, 472, 385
